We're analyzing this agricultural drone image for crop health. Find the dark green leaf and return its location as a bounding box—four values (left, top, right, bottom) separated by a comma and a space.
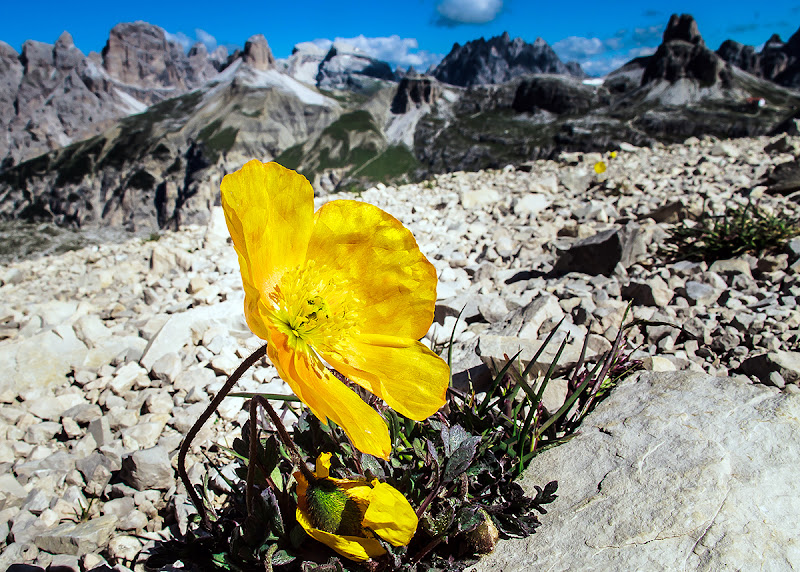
232, 436, 248, 460
360, 454, 385, 479
259, 435, 280, 479
255, 487, 284, 536
454, 505, 483, 534
444, 435, 481, 483
441, 424, 470, 457
289, 524, 307, 549
271, 549, 295, 566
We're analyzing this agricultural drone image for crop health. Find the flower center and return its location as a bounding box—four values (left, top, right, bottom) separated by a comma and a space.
266, 261, 358, 354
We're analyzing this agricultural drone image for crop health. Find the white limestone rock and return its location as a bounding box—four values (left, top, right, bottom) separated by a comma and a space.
33, 513, 118, 556
469, 372, 800, 571
0, 329, 88, 394
462, 189, 500, 209
120, 446, 174, 491
139, 297, 247, 370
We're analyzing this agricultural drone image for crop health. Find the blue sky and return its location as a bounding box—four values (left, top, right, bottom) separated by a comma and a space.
1, 0, 799, 76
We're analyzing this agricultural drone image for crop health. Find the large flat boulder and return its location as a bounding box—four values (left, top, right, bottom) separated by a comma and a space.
0, 328, 87, 394
469, 372, 800, 571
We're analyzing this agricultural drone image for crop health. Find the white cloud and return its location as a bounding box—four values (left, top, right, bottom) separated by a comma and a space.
551, 24, 663, 77
309, 34, 444, 70
165, 31, 193, 51
578, 46, 658, 76
552, 37, 606, 61
195, 29, 218, 52
436, 0, 503, 25
165, 28, 219, 53
628, 46, 657, 58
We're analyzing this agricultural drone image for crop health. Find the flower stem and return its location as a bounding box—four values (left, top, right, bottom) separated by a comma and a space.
178, 344, 267, 530
246, 395, 315, 517
415, 479, 441, 519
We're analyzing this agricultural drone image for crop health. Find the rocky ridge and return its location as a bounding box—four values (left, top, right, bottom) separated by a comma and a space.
717, 26, 800, 88
0, 57, 342, 232
431, 31, 584, 88
0, 23, 396, 170
3, 13, 800, 230
0, 22, 224, 167
413, 14, 800, 180
1, 133, 800, 569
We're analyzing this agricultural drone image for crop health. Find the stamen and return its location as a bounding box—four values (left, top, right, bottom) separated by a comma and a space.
265, 261, 359, 353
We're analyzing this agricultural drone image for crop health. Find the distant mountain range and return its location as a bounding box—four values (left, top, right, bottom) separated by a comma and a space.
0, 14, 799, 232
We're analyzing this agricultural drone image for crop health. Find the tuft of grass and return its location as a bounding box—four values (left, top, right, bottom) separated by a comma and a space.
663, 201, 798, 263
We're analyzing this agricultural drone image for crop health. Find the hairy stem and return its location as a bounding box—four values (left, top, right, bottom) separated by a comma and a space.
178, 344, 267, 530
250, 395, 315, 484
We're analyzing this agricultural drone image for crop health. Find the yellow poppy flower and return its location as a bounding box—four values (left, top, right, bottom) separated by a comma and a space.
294, 452, 418, 562
220, 160, 449, 459
593, 161, 607, 174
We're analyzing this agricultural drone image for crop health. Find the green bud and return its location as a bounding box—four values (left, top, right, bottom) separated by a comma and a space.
305, 478, 364, 536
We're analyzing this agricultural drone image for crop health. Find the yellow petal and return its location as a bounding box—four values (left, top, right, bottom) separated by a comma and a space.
267, 329, 391, 459
307, 200, 437, 340
295, 508, 386, 561
220, 161, 314, 338
315, 452, 332, 478
323, 334, 449, 421
363, 482, 419, 547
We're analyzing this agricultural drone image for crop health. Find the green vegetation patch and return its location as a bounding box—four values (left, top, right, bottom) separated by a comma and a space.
197, 119, 239, 162
146, 90, 205, 123
275, 143, 305, 171
318, 89, 371, 107
662, 201, 799, 262
54, 136, 105, 187
356, 145, 419, 181
321, 110, 380, 141
317, 143, 379, 173
198, 119, 224, 142
206, 128, 238, 154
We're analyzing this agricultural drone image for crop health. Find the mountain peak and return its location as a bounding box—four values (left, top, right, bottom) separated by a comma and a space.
432, 32, 582, 87
663, 13, 704, 47
640, 13, 731, 96
243, 34, 275, 71
55, 31, 74, 49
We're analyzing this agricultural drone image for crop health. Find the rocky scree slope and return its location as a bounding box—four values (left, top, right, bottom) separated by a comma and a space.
1, 134, 800, 569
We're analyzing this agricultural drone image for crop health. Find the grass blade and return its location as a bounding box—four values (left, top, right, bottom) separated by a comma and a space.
476, 350, 523, 416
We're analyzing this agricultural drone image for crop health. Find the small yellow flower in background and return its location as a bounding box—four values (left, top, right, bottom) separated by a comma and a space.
594, 161, 607, 174
295, 452, 418, 561
609, 151, 618, 159
221, 160, 449, 459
